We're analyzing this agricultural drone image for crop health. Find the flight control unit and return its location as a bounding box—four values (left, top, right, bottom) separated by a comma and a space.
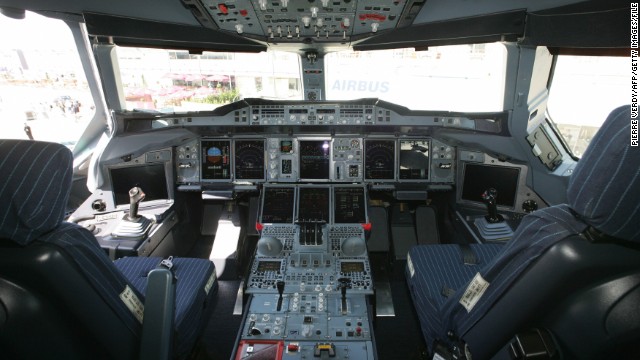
234, 185, 376, 360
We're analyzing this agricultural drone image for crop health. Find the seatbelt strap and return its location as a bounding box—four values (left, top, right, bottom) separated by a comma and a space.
459, 244, 478, 265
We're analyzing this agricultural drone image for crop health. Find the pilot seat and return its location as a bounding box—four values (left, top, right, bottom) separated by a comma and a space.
405, 105, 640, 359
0, 139, 218, 359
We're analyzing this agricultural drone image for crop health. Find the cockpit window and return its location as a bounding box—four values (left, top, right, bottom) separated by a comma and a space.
116, 47, 302, 112
547, 55, 627, 157
0, 12, 95, 150
324, 43, 507, 112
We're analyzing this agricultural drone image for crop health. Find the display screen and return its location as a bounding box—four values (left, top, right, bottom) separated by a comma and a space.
234, 140, 265, 180
365, 140, 395, 180
298, 187, 330, 222
201, 140, 231, 180
461, 164, 520, 207
340, 261, 365, 273
299, 140, 330, 179
280, 140, 293, 153
261, 187, 295, 223
335, 187, 366, 223
111, 164, 168, 206
257, 260, 282, 273
399, 140, 430, 180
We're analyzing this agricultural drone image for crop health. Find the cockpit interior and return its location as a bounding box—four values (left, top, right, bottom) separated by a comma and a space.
0, 0, 637, 359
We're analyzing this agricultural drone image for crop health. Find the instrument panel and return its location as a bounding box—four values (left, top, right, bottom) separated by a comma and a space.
176, 136, 455, 185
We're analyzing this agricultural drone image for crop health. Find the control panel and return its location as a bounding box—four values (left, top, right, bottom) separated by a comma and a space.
236, 184, 374, 360
184, 0, 419, 44
176, 136, 455, 185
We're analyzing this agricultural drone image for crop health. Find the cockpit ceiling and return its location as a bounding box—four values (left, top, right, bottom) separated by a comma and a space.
0, 0, 629, 52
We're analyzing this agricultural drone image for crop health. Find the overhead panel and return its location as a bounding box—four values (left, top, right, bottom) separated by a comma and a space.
182, 0, 422, 44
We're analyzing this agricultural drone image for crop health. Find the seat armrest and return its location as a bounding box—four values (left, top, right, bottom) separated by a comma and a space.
139, 268, 176, 360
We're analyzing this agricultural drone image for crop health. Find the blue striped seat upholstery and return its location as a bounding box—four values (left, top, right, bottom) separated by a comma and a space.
406, 243, 503, 345
406, 106, 640, 357
0, 139, 217, 359
115, 256, 217, 356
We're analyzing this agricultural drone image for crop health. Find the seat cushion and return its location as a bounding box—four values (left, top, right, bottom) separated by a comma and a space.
406, 244, 503, 348
115, 256, 218, 357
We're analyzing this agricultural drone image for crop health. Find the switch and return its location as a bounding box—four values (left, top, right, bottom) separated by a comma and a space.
235, 24, 244, 34
311, 6, 318, 18
302, 16, 311, 27
259, 0, 267, 10
371, 22, 379, 33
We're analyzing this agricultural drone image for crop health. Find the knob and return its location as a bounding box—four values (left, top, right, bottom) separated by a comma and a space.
522, 199, 538, 213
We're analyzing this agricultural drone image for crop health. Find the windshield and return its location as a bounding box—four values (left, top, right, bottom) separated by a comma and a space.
325, 43, 507, 111
116, 47, 302, 112
547, 55, 627, 157
0, 12, 95, 150
116, 43, 506, 113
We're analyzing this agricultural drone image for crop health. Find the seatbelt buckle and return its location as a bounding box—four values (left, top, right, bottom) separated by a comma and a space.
159, 256, 174, 270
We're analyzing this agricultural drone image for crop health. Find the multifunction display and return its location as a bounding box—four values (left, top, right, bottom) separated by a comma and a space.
364, 140, 395, 180
297, 187, 330, 222
201, 140, 231, 180
461, 164, 520, 208
261, 187, 295, 223
234, 139, 265, 180
399, 140, 430, 180
299, 140, 330, 179
334, 187, 366, 223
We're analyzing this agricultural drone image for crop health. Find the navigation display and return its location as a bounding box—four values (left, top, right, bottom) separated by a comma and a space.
298, 187, 330, 222
202, 139, 231, 180
299, 140, 330, 179
399, 140, 430, 180
335, 187, 366, 223
365, 140, 395, 180
111, 164, 168, 205
261, 187, 295, 223
234, 140, 265, 180
461, 164, 520, 207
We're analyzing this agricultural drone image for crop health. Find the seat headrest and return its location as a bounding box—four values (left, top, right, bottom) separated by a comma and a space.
0, 140, 73, 245
567, 105, 640, 242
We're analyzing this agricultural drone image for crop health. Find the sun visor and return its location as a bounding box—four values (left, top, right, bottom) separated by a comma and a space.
84, 12, 266, 53
354, 10, 526, 51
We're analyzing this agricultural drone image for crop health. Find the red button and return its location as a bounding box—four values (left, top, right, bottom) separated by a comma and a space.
288, 343, 299, 352
240, 9, 248, 16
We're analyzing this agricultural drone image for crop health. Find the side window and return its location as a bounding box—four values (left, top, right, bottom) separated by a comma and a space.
0, 12, 95, 150
547, 55, 627, 157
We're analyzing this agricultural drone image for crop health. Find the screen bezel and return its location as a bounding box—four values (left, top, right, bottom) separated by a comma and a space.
459, 162, 522, 210
295, 185, 332, 223
109, 163, 170, 207
298, 138, 332, 182
234, 138, 266, 181
398, 138, 431, 182
201, 138, 232, 182
333, 185, 368, 224
364, 138, 397, 181
260, 184, 297, 224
